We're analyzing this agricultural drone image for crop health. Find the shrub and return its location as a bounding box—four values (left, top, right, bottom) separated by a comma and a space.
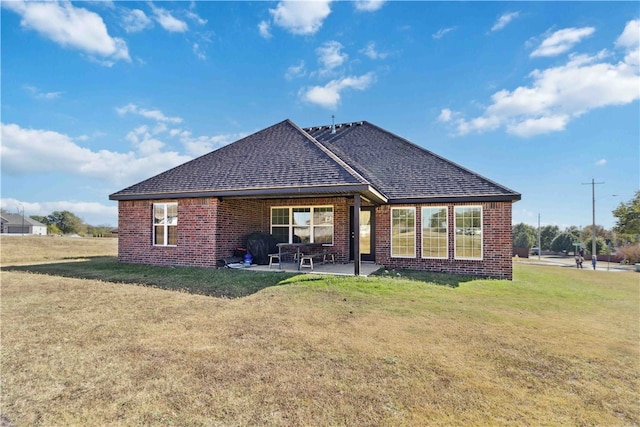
616, 244, 640, 264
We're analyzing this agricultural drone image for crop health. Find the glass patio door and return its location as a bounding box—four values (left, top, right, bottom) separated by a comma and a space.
350, 207, 375, 262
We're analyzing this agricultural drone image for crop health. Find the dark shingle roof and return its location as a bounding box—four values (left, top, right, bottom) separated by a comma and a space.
110, 119, 520, 203
1, 214, 46, 227
110, 120, 374, 200
306, 121, 520, 202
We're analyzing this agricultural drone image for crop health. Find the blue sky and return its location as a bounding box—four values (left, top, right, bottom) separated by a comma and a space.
1, 1, 638, 230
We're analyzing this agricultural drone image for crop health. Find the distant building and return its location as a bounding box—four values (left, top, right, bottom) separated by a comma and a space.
1, 214, 47, 235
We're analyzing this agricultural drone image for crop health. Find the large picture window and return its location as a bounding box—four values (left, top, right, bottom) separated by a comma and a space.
391, 207, 416, 257
454, 206, 482, 259
422, 207, 448, 259
271, 206, 333, 244
153, 203, 177, 246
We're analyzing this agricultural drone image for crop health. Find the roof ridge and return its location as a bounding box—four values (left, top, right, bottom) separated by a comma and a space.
288, 120, 383, 193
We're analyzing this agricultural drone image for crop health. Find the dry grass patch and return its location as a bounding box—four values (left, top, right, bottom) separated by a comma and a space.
2, 261, 638, 426
1, 235, 117, 265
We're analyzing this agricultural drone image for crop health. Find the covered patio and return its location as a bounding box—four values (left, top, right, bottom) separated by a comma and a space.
239, 261, 381, 277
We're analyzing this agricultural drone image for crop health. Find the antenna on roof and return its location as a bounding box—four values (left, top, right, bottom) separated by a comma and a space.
331, 114, 336, 134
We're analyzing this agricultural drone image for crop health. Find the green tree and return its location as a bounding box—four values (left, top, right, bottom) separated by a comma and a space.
564, 226, 582, 239
612, 191, 640, 243
47, 211, 84, 235
47, 223, 62, 235
540, 225, 560, 250
580, 225, 608, 244
30, 215, 50, 225
580, 225, 611, 254
551, 232, 580, 253
513, 223, 536, 249
584, 237, 607, 255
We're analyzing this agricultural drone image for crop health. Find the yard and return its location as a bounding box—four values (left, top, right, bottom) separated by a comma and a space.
1, 236, 638, 426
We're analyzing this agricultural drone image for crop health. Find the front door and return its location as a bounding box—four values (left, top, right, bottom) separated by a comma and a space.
350, 207, 375, 262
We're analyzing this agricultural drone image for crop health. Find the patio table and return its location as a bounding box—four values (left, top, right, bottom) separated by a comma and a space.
276, 243, 325, 270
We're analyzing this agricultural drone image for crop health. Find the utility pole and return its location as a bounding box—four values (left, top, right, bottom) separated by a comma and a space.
582, 179, 604, 257
537, 213, 541, 261
18, 204, 25, 236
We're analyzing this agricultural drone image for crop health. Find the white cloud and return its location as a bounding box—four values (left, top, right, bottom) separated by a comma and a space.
150, 4, 188, 33
2, 0, 130, 63
531, 26, 595, 58
506, 115, 569, 137
0, 197, 118, 227
177, 131, 247, 157
615, 19, 640, 66
432, 27, 456, 40
258, 20, 272, 39
354, 0, 386, 12
440, 22, 640, 138
285, 61, 306, 80
0, 123, 191, 187
116, 104, 183, 124
616, 19, 640, 48
185, 10, 207, 26
360, 41, 388, 59
23, 85, 63, 100
121, 8, 152, 33
316, 41, 347, 75
193, 43, 206, 60
595, 158, 607, 166
301, 73, 375, 109
438, 109, 453, 122
491, 12, 520, 32
269, 0, 332, 35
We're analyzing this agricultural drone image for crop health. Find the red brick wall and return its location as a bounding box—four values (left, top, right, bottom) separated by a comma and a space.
375, 201, 513, 279
117, 197, 354, 266
117, 198, 220, 267
118, 197, 513, 278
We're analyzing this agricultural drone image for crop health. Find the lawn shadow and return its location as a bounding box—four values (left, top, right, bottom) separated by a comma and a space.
3, 256, 298, 299
370, 268, 479, 288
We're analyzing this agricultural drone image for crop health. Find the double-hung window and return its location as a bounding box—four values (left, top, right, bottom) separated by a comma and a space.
271, 206, 334, 244
153, 203, 177, 246
454, 206, 482, 259
422, 207, 448, 258
391, 207, 416, 257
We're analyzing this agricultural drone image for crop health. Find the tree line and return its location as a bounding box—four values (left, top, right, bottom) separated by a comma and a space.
513, 191, 640, 263
27, 210, 113, 237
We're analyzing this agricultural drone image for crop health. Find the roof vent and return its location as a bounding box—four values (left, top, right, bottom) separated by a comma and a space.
331, 114, 336, 134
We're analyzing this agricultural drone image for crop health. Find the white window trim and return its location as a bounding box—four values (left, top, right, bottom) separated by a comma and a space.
270, 206, 334, 245
421, 206, 449, 259
390, 207, 416, 258
153, 202, 178, 247
454, 206, 483, 260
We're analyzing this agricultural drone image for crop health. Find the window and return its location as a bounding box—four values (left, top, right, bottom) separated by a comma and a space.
454, 206, 482, 259
422, 207, 448, 258
270, 206, 333, 244
391, 207, 415, 257
153, 203, 177, 246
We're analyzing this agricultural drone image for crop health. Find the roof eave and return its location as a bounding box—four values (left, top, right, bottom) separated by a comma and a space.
386, 194, 521, 204
109, 184, 388, 204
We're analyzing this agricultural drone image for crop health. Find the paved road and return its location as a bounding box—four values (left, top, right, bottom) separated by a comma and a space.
516, 255, 636, 273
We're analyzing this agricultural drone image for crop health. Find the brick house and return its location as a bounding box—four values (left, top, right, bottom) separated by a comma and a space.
109, 119, 520, 279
